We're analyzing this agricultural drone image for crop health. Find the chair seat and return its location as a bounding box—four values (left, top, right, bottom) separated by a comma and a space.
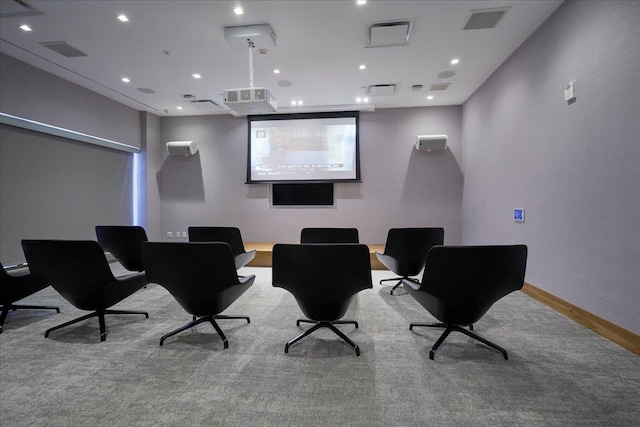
404, 245, 527, 360
142, 242, 255, 348
376, 228, 444, 295
273, 243, 372, 356
21, 240, 149, 342
1, 263, 61, 333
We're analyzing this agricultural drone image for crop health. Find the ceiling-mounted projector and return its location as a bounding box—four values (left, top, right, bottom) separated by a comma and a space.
223, 87, 277, 116
223, 23, 278, 116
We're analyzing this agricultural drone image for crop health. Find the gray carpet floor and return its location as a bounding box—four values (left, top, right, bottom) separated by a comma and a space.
1, 265, 638, 427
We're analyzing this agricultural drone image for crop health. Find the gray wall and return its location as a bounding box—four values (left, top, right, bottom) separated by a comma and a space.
0, 54, 141, 148
154, 106, 463, 245
142, 112, 162, 242
461, 0, 640, 334
0, 54, 144, 264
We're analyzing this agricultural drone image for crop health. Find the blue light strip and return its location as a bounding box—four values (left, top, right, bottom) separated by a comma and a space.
133, 153, 139, 225
0, 112, 140, 153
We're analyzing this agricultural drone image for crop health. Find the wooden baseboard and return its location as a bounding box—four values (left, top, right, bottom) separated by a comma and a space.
521, 282, 640, 356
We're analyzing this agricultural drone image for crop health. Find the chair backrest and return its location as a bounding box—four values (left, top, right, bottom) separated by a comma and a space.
272, 244, 372, 321
142, 242, 245, 315
21, 240, 116, 294
95, 225, 148, 271
188, 227, 247, 256
418, 245, 528, 324
300, 228, 359, 244
383, 227, 444, 273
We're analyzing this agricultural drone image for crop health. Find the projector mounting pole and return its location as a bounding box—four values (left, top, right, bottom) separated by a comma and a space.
248, 40, 255, 88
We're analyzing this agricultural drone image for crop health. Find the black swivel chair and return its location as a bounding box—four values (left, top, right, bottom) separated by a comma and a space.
95, 225, 148, 272
272, 243, 372, 356
404, 245, 528, 360
142, 242, 254, 348
188, 227, 256, 269
1, 262, 60, 333
300, 227, 359, 244
375, 227, 444, 295
21, 240, 148, 342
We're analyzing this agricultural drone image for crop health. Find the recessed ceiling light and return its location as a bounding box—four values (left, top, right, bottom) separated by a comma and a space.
427, 95, 434, 100
273, 69, 281, 74
357, 0, 367, 5
356, 97, 362, 103
121, 77, 130, 83
298, 100, 303, 106
451, 58, 460, 65
291, 100, 297, 106
233, 7, 244, 15
19, 24, 32, 32
359, 65, 366, 70
363, 97, 369, 103
192, 74, 201, 79
117, 15, 129, 22
177, 106, 183, 110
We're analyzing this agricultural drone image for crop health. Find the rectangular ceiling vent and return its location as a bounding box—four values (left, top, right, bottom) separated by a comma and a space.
190, 100, 224, 110
0, 0, 43, 18
365, 19, 417, 48
429, 83, 451, 91
367, 84, 399, 96
463, 7, 511, 30
39, 41, 88, 58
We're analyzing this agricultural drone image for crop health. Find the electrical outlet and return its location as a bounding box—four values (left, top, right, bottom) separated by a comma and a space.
182, 231, 187, 238
167, 232, 173, 238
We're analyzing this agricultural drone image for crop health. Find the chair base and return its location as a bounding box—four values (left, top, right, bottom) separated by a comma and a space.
44, 309, 148, 342
160, 314, 250, 348
380, 277, 418, 295
0, 303, 60, 333
285, 319, 361, 356
409, 322, 508, 360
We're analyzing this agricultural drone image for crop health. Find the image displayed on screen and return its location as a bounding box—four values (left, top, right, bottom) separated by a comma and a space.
248, 114, 359, 183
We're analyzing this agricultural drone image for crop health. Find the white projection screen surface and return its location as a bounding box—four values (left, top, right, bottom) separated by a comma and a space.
247, 112, 360, 183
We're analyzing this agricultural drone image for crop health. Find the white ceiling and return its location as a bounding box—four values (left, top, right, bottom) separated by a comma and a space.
0, 0, 563, 117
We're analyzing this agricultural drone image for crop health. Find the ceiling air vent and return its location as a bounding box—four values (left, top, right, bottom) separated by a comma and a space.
463, 7, 510, 30
0, 0, 43, 18
429, 83, 451, 91
190, 100, 224, 111
39, 41, 88, 58
365, 19, 417, 48
366, 84, 399, 96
